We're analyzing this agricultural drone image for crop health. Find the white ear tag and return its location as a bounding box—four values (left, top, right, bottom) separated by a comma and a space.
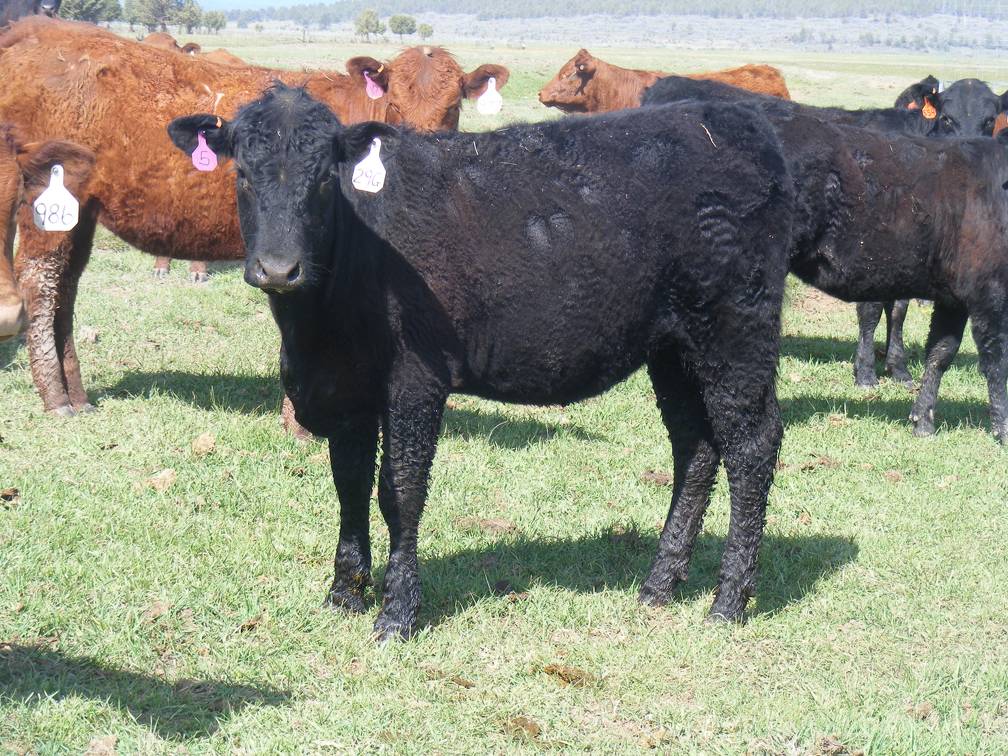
476, 77, 503, 116
32, 165, 79, 232
352, 137, 386, 194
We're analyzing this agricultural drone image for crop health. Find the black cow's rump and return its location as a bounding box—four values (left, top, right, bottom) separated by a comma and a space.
644, 75, 1008, 444
170, 84, 795, 640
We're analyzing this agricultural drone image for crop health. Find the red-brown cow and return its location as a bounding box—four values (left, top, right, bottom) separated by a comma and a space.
1, 124, 93, 342
539, 48, 790, 113
0, 17, 508, 434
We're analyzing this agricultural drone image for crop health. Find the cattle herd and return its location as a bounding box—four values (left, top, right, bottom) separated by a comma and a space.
1, 13, 1007, 641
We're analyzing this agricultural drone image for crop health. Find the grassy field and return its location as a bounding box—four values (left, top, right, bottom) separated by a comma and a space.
2, 33, 1008, 754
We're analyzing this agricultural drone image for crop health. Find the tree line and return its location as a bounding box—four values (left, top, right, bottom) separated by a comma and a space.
226, 0, 1008, 26
57, 0, 227, 33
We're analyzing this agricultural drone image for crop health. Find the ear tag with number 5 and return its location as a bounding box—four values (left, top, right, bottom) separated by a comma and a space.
33, 164, 79, 232
192, 131, 218, 172
476, 77, 503, 116
352, 138, 386, 194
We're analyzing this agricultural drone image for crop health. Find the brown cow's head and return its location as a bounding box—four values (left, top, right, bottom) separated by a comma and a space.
386, 46, 509, 131
347, 56, 391, 101
538, 49, 598, 113
1, 127, 94, 340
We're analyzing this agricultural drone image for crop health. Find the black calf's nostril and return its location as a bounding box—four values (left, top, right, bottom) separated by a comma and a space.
287, 263, 302, 283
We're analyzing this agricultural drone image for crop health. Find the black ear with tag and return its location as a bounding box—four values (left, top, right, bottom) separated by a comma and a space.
895, 75, 940, 110
167, 114, 233, 159
337, 121, 398, 162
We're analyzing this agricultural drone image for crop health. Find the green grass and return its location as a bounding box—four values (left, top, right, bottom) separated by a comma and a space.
2, 35, 1008, 754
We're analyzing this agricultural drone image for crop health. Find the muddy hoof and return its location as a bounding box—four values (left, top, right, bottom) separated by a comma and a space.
152, 267, 170, 279
49, 405, 77, 418
74, 403, 98, 414
188, 271, 210, 284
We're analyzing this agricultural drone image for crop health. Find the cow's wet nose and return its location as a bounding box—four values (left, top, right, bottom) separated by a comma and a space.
248, 257, 304, 292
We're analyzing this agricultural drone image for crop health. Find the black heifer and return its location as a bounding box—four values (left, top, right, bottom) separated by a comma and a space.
169, 85, 794, 640
0, 0, 60, 24
644, 76, 1008, 443
857, 75, 1008, 391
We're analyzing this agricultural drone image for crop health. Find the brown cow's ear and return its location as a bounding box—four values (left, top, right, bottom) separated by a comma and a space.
17, 140, 95, 199
573, 49, 596, 76
347, 56, 389, 93
463, 64, 510, 99
181, 42, 202, 55
167, 114, 233, 159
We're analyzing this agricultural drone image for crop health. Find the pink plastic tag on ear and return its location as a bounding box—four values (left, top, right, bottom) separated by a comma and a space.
364, 71, 385, 100
192, 131, 218, 172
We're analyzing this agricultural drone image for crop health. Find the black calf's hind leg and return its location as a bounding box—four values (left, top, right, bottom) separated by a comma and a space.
639, 355, 721, 607
854, 302, 884, 388
884, 299, 913, 387
909, 304, 968, 437
373, 376, 447, 641
325, 415, 380, 614
971, 313, 1008, 444
705, 381, 783, 623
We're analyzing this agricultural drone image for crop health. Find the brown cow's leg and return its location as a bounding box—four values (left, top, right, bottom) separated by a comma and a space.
153, 256, 171, 278
0, 223, 25, 342
54, 211, 97, 411
281, 394, 313, 441
187, 260, 209, 283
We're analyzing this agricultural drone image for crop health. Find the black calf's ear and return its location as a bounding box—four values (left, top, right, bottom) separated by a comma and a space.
895, 74, 940, 110
337, 121, 398, 162
166, 114, 233, 159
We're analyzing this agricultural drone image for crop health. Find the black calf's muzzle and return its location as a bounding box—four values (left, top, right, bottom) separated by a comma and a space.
246, 256, 305, 293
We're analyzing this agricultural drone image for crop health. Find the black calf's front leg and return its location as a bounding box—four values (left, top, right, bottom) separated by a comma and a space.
909, 304, 968, 437
854, 302, 885, 388
326, 415, 380, 614
883, 299, 913, 387
373, 378, 447, 641
639, 356, 721, 607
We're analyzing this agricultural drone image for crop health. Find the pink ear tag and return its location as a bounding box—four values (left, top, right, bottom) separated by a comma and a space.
192, 131, 218, 172
364, 71, 385, 100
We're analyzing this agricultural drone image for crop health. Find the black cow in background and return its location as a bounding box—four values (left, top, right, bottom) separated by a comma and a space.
858, 75, 1008, 390
0, 0, 60, 24
643, 75, 1008, 444
169, 84, 795, 640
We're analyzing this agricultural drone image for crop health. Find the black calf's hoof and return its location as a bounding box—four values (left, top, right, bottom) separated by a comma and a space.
638, 576, 683, 607
325, 589, 368, 615
371, 615, 414, 643
887, 368, 914, 389
706, 593, 747, 624
911, 421, 936, 438
854, 376, 879, 390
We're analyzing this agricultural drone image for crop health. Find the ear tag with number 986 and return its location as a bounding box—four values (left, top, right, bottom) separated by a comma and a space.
192, 131, 218, 172
33, 164, 79, 232
352, 138, 386, 194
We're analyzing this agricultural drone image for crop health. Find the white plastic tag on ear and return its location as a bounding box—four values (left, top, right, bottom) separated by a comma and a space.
352, 137, 386, 194
32, 164, 79, 232
476, 77, 503, 116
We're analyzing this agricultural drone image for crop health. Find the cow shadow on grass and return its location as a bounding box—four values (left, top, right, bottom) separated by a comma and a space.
391, 528, 857, 632
780, 391, 992, 434
98, 370, 602, 449
0, 645, 289, 740
780, 333, 979, 371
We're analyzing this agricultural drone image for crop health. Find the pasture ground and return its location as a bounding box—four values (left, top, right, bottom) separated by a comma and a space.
1, 34, 1008, 754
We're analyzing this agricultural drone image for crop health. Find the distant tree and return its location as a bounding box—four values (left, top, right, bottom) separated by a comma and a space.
203, 10, 225, 32
123, 0, 140, 29
61, 0, 120, 23
137, 0, 179, 32
175, 0, 201, 34
388, 14, 416, 41
418, 22, 433, 40
354, 8, 384, 42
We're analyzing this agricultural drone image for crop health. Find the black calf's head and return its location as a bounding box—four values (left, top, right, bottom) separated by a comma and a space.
897, 75, 1008, 136
169, 86, 360, 294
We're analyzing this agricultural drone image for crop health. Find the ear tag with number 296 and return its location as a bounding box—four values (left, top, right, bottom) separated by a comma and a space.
192, 131, 218, 172
33, 164, 79, 232
352, 138, 386, 194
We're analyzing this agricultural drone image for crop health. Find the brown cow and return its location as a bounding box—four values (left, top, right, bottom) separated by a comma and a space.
0, 17, 508, 434
539, 48, 790, 113
1, 125, 93, 343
